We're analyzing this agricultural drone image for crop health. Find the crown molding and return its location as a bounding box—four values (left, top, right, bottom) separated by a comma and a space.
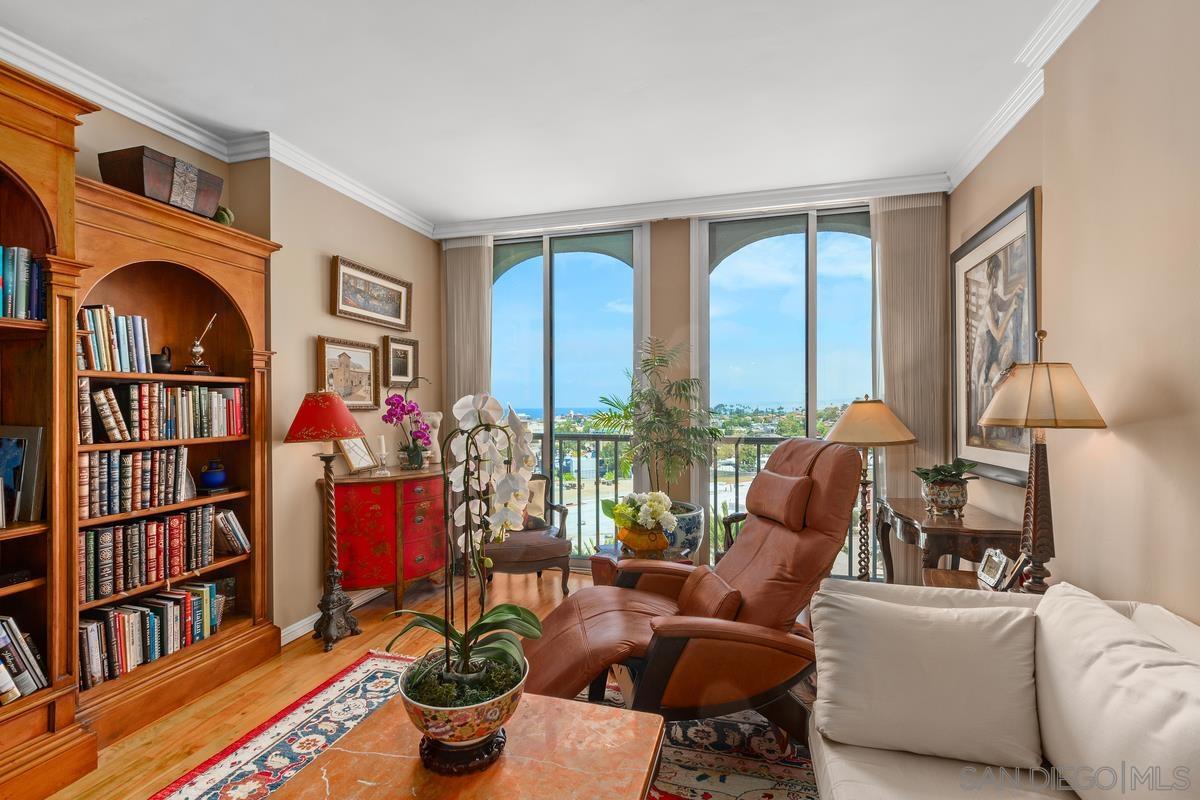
948, 68, 1044, 189
431, 172, 952, 239
1015, 0, 1100, 69
0, 24, 228, 159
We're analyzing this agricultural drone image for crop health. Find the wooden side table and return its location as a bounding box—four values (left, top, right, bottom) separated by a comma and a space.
875, 497, 1021, 585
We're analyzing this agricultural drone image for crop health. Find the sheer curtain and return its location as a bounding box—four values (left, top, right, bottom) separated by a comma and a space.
442, 235, 493, 421
871, 193, 950, 585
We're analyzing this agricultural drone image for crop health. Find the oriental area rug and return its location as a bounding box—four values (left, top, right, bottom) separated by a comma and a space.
151, 651, 819, 800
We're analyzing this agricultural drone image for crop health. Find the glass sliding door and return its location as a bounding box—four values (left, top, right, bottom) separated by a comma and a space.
491, 229, 638, 558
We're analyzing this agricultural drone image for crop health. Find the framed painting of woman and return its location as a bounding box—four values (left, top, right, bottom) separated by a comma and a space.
951, 188, 1039, 485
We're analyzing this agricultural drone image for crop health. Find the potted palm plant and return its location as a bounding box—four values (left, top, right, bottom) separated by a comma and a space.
913, 457, 979, 517
388, 393, 542, 775
594, 338, 720, 559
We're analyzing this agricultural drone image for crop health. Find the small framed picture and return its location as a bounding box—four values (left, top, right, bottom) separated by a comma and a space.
317, 336, 380, 410
383, 336, 419, 387
977, 548, 1010, 589
0, 426, 45, 523
337, 436, 379, 473
331, 255, 413, 331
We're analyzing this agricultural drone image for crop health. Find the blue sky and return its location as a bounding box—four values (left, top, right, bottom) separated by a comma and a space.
491, 231, 872, 414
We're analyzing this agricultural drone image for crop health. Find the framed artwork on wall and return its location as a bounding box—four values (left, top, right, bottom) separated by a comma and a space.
951, 188, 1040, 485
331, 255, 413, 331
317, 335, 380, 410
337, 436, 379, 473
382, 335, 419, 388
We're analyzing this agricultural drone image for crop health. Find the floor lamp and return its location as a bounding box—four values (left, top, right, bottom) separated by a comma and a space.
978, 331, 1105, 593
827, 397, 917, 580
284, 391, 365, 650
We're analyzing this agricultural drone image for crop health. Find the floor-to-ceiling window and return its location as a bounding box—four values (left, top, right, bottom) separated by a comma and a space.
491, 229, 639, 557
702, 208, 874, 574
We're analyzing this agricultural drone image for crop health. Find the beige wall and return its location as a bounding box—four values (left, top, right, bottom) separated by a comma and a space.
268, 161, 442, 631
948, 0, 1200, 619
648, 219, 694, 499
75, 109, 231, 206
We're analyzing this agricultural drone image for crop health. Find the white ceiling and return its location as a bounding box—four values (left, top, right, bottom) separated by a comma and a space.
0, 0, 1069, 232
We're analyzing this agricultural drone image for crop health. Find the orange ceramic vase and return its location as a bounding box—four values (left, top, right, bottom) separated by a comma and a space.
616, 526, 669, 559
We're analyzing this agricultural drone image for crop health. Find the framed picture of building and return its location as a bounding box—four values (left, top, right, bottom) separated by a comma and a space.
382, 335, 418, 388
317, 335, 380, 410
951, 189, 1040, 485
331, 255, 412, 331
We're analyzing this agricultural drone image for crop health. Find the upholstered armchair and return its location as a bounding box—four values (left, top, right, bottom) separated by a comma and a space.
524, 438, 860, 741
484, 474, 573, 595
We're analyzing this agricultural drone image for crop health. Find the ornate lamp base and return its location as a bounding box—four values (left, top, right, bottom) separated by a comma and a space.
312, 568, 361, 651
1017, 432, 1054, 595
419, 729, 507, 775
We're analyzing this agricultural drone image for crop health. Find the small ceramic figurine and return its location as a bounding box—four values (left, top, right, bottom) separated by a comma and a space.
425, 411, 443, 464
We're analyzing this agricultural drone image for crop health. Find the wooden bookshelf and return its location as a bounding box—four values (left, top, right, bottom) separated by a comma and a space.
0, 59, 101, 800
79, 434, 250, 452
72, 177, 281, 749
78, 369, 251, 385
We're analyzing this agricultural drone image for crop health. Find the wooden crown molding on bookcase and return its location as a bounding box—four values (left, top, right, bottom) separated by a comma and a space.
72, 178, 282, 749
0, 61, 99, 800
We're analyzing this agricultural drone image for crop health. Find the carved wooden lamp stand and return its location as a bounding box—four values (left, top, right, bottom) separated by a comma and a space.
285, 391, 365, 649
827, 396, 917, 580
979, 331, 1106, 593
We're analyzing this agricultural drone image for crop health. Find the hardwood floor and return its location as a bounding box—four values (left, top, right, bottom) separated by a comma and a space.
51, 571, 591, 800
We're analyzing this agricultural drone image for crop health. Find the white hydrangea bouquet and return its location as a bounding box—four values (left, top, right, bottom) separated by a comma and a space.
602, 491, 679, 558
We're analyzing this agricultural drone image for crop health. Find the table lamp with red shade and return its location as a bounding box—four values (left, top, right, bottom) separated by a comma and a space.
285, 391, 364, 651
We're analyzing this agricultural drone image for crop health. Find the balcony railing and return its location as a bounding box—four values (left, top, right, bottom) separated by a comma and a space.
532, 432, 883, 579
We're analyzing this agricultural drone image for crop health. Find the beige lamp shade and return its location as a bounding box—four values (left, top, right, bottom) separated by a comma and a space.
826, 398, 917, 447
979, 362, 1106, 429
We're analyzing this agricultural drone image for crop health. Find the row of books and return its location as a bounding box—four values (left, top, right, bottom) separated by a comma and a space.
0, 616, 48, 705
0, 247, 45, 321
78, 505, 249, 603
78, 304, 152, 373
80, 378, 247, 445
78, 581, 227, 690
79, 446, 191, 520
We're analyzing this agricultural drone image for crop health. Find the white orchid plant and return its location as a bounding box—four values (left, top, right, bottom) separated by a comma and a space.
445, 393, 537, 602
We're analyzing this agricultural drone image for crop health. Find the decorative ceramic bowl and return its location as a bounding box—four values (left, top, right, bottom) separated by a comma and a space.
398, 658, 528, 747
665, 502, 703, 559
617, 526, 671, 559
922, 480, 968, 517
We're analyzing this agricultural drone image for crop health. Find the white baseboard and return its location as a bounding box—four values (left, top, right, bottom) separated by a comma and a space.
279, 588, 388, 646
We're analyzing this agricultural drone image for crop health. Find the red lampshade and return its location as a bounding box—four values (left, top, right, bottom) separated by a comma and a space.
284, 391, 364, 443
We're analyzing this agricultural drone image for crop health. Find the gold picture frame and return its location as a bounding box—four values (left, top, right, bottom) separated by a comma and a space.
336, 436, 379, 473
331, 255, 413, 331
316, 335, 380, 410
382, 335, 419, 388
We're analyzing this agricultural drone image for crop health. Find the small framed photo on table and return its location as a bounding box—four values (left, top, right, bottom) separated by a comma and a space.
337, 436, 379, 474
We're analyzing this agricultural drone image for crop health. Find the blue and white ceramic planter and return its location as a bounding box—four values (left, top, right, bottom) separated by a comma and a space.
666, 501, 703, 561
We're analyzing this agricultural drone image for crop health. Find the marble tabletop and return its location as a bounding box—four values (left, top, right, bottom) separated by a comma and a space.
270, 692, 665, 799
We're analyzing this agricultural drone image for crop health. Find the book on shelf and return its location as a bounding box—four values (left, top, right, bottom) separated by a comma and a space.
77, 504, 248, 604
0, 616, 47, 703
77, 305, 152, 373
0, 247, 46, 321
79, 445, 190, 520
79, 578, 231, 689
80, 380, 247, 443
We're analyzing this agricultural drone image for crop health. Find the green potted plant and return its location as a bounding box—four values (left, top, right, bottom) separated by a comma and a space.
593, 337, 720, 559
387, 392, 542, 775
912, 457, 979, 517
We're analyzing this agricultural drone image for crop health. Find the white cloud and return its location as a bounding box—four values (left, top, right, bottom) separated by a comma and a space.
604, 300, 633, 314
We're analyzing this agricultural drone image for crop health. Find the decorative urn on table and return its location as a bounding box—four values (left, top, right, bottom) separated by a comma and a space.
913, 458, 978, 517
388, 393, 543, 775
592, 337, 720, 561
605, 491, 679, 559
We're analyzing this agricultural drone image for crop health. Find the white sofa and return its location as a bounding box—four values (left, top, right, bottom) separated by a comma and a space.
805, 579, 1200, 799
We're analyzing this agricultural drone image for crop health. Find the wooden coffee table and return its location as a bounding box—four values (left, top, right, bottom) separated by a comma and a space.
270, 692, 665, 799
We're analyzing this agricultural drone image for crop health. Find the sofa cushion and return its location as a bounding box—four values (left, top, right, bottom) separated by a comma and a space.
1131, 602, 1200, 663
676, 565, 741, 620
809, 724, 1077, 800
1036, 583, 1200, 799
811, 589, 1042, 769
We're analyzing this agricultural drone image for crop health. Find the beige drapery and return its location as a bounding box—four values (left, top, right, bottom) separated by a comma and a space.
442, 235, 493, 422
871, 193, 950, 585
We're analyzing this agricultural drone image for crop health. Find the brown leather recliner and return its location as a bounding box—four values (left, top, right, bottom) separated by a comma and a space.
524, 438, 860, 739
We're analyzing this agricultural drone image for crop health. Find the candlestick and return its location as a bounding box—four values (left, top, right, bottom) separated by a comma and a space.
377, 434, 387, 455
